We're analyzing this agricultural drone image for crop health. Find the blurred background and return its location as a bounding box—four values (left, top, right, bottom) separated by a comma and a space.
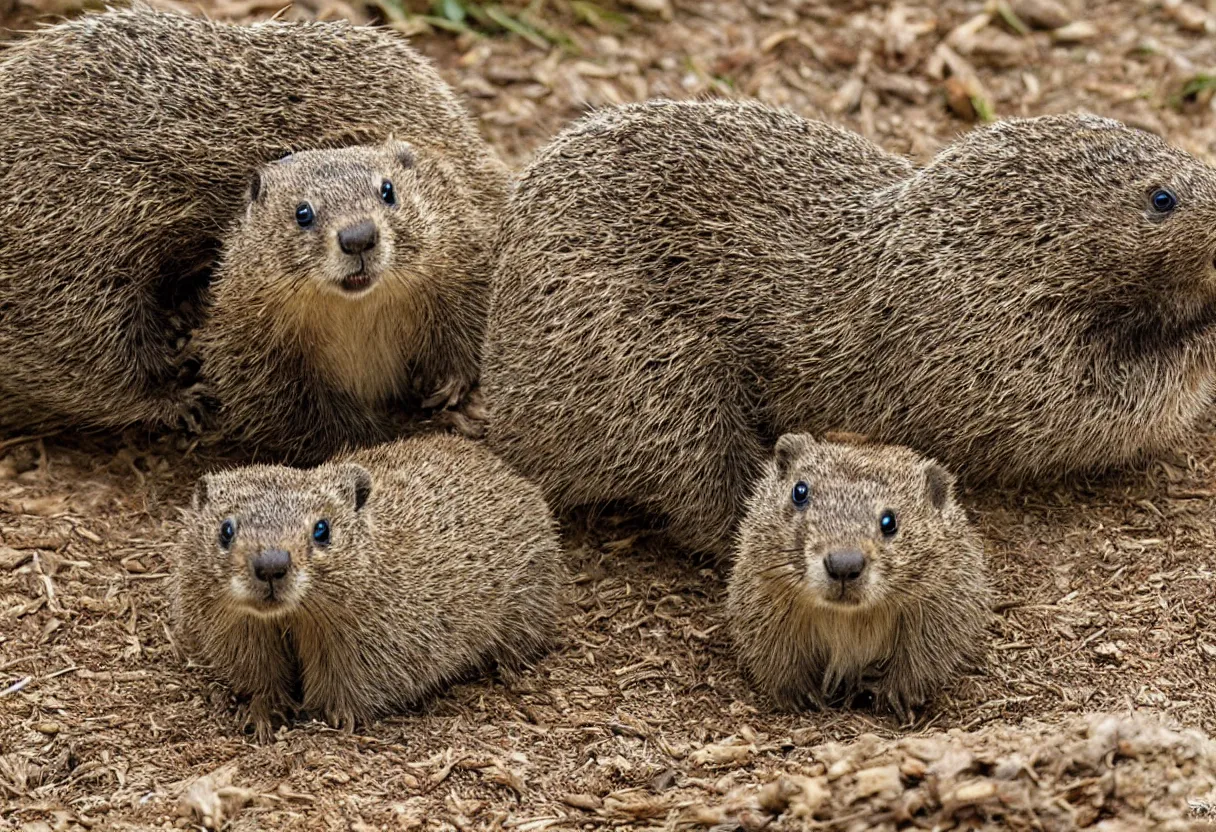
3, 0, 1216, 168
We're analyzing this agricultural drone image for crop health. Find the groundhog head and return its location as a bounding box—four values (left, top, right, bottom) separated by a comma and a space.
182, 462, 375, 616
885, 113, 1216, 338
237, 140, 432, 296
743, 433, 965, 608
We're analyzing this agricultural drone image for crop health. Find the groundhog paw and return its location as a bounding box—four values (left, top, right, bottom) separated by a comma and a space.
877, 686, 924, 725
420, 376, 469, 411
173, 381, 217, 435
430, 385, 487, 439
323, 705, 357, 733
239, 697, 293, 744
435, 408, 486, 440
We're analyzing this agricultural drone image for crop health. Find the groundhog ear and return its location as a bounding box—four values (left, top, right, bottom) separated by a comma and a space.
247, 170, 263, 204
335, 464, 373, 511
774, 433, 813, 477
391, 141, 416, 170
822, 430, 870, 446
922, 462, 955, 512
191, 476, 212, 511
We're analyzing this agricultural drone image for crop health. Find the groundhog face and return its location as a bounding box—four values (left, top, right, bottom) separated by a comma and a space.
183, 463, 374, 617
888, 114, 1216, 331
747, 434, 962, 609
240, 141, 430, 296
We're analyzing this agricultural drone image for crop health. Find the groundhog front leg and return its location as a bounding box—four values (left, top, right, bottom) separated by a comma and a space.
860, 654, 931, 724
202, 620, 298, 743
860, 606, 984, 723
294, 624, 381, 733
430, 384, 488, 440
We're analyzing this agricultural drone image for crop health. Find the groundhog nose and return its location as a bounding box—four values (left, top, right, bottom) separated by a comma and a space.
824, 548, 866, 583
252, 548, 292, 582
338, 220, 378, 255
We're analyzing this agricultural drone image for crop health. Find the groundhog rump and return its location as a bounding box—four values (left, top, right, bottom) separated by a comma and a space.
172, 434, 563, 742
482, 100, 1216, 555
727, 434, 991, 718
0, 7, 506, 451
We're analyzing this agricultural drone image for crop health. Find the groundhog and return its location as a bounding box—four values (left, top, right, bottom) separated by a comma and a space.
171, 434, 563, 741
195, 141, 488, 461
482, 100, 1216, 556
0, 6, 506, 443
726, 434, 991, 718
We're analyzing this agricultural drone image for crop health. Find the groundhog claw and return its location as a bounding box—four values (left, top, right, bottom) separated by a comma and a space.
239, 697, 291, 744
422, 375, 479, 411
324, 706, 356, 733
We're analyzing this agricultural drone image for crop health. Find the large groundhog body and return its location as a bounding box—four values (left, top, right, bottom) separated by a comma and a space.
197, 141, 488, 461
482, 100, 1216, 555
172, 434, 563, 741
727, 434, 991, 718
0, 7, 506, 440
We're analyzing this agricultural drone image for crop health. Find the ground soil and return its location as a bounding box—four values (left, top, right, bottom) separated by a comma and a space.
3, 0, 1216, 829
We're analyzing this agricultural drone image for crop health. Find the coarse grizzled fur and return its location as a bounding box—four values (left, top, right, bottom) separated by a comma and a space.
172, 434, 564, 742
482, 100, 1216, 556
727, 433, 991, 718
0, 6, 507, 446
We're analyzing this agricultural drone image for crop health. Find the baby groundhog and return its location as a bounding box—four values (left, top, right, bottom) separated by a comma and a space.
483, 100, 1216, 556
0, 7, 506, 439
726, 434, 991, 718
172, 434, 563, 741
196, 141, 487, 461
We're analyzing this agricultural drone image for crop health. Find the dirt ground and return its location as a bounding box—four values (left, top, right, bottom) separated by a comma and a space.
4, 0, 1216, 829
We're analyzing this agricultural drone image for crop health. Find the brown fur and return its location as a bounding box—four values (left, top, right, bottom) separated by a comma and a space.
482, 100, 1216, 556
197, 142, 490, 462
0, 6, 506, 441
171, 434, 563, 741
726, 434, 991, 718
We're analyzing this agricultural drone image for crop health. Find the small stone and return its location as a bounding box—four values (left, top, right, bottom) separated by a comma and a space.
1052, 20, 1098, 42
854, 765, 902, 799
690, 740, 756, 768
621, 0, 672, 19
757, 774, 829, 818
1094, 641, 1123, 664
827, 758, 854, 779
900, 756, 927, 779
944, 77, 981, 121
944, 778, 998, 810
35, 721, 61, 735
1168, 2, 1211, 32
902, 737, 946, 762
1010, 0, 1071, 29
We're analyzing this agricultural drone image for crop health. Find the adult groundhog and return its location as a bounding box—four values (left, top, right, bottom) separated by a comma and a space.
172, 434, 563, 742
726, 433, 991, 718
195, 141, 488, 461
482, 100, 1216, 555
0, 6, 506, 442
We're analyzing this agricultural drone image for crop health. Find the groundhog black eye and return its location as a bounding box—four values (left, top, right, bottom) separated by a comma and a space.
312, 519, 330, 545
295, 202, 315, 227
879, 510, 898, 537
380, 179, 395, 206
791, 481, 810, 509
218, 519, 236, 548
1150, 188, 1177, 214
